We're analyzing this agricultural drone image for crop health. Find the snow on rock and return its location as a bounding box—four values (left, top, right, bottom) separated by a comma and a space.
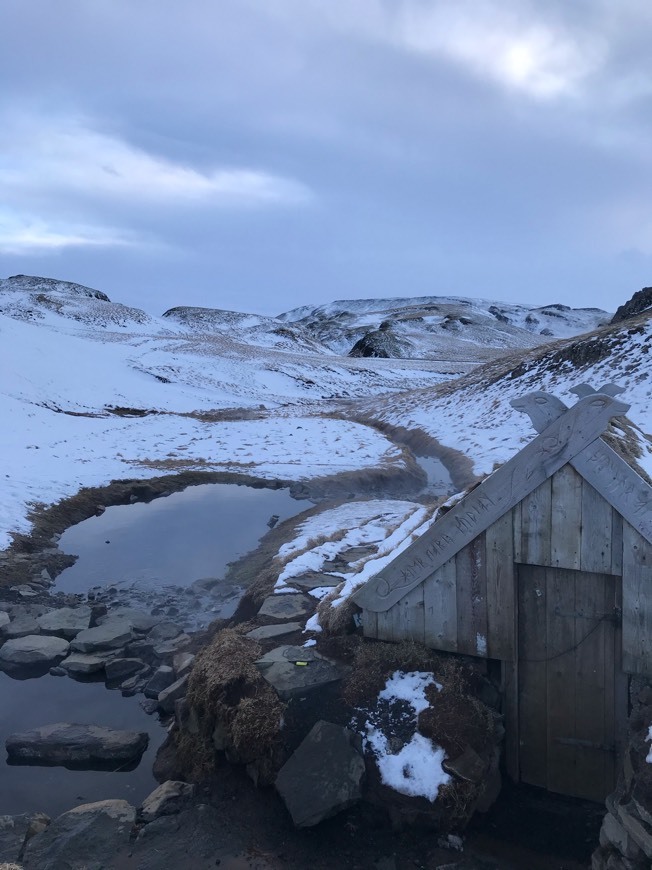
646, 725, 652, 763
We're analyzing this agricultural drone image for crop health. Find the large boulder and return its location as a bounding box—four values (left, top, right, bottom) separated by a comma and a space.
275, 721, 365, 827
0, 813, 49, 865
5, 723, 149, 769
0, 635, 69, 671
70, 620, 135, 654
255, 645, 345, 700
611, 287, 652, 323
139, 781, 195, 823
36, 606, 91, 640
22, 800, 135, 870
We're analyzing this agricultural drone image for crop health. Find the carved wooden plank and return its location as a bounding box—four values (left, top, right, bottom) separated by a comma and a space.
354, 394, 628, 612
423, 560, 457, 652
455, 535, 488, 657
622, 523, 652, 675
571, 442, 652, 545
580, 479, 613, 574
521, 478, 552, 566
551, 464, 582, 570
486, 511, 515, 660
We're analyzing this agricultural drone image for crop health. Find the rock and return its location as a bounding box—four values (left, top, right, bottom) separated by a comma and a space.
153, 634, 191, 659
158, 675, 189, 713
0, 612, 10, 631
289, 572, 341, 591
147, 621, 183, 642
59, 653, 108, 677
190, 577, 221, 594
22, 799, 136, 869
275, 721, 365, 827
71, 619, 135, 653
139, 781, 195, 822
144, 666, 175, 699
172, 651, 195, 678
258, 594, 314, 621
97, 607, 162, 632
105, 658, 146, 682
140, 698, 159, 715
0, 635, 69, 671
1, 812, 49, 865
611, 287, 652, 324
246, 622, 303, 641
120, 675, 147, 697
48, 666, 67, 677
443, 745, 486, 784
6, 723, 149, 769
0, 615, 41, 639
127, 804, 227, 866
255, 645, 345, 700
10, 585, 38, 598
36, 606, 91, 640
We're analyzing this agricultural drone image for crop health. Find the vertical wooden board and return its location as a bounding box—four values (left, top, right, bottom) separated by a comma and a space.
518, 565, 549, 789
376, 608, 395, 643
513, 502, 522, 562
603, 574, 618, 795
396, 585, 425, 642
613, 574, 629, 782
573, 571, 609, 801
622, 523, 652, 675
456, 535, 488, 657
486, 511, 515, 660
545, 567, 577, 796
521, 478, 552, 566
362, 608, 378, 639
502, 660, 519, 782
581, 480, 614, 574
423, 560, 458, 652
551, 464, 583, 570
611, 511, 623, 577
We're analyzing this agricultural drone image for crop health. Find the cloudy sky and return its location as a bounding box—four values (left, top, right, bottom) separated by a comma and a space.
1, 1, 651, 316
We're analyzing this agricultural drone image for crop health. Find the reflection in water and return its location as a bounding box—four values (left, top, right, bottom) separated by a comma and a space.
415, 455, 454, 497
56, 483, 304, 594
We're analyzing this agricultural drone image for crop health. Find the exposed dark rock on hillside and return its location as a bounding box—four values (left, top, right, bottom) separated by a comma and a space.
611, 287, 652, 323
349, 328, 412, 358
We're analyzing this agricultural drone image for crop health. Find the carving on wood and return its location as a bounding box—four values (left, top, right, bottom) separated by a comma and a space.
353, 393, 629, 612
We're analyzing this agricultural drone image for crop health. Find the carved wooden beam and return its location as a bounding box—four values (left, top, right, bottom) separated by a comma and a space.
353, 393, 629, 612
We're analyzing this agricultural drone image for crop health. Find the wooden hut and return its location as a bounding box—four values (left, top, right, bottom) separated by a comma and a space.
353, 386, 652, 802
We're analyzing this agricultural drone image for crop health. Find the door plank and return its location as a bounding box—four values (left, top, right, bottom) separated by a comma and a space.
456, 535, 488, 657
521, 479, 552, 566
486, 512, 515, 660
518, 565, 549, 788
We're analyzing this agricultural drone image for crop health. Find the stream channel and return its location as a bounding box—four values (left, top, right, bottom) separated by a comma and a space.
0, 482, 306, 819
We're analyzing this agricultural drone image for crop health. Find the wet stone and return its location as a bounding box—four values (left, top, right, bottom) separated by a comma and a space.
1, 615, 41, 639
59, 653, 108, 677
97, 607, 162, 633
0, 635, 70, 670
0, 612, 10, 631
288, 572, 342, 591
71, 620, 135, 654
255, 645, 346, 701
140, 781, 195, 823
1, 812, 50, 865
144, 666, 175, 699
258, 593, 314, 622
148, 621, 184, 642
246, 622, 303, 641
158, 675, 189, 714
105, 658, 146, 682
5, 723, 149, 769
172, 651, 195, 679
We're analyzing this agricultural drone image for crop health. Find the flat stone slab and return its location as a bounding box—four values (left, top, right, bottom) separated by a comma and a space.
255, 645, 345, 700
288, 572, 342, 591
36, 606, 91, 640
105, 658, 146, 682
6, 723, 149, 769
257, 594, 314, 621
59, 653, 108, 677
0, 611, 9, 630
276, 720, 365, 827
246, 622, 303, 641
97, 607, 162, 632
71, 620, 135, 653
144, 666, 175, 699
158, 675, 189, 714
22, 799, 135, 870
0, 635, 69, 669
0, 615, 41, 639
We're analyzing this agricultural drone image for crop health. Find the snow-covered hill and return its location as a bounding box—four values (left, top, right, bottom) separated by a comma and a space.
278, 295, 611, 360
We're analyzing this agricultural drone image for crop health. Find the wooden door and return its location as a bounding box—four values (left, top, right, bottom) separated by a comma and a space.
517, 564, 619, 801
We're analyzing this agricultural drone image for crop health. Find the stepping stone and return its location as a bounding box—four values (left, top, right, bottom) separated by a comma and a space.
158, 675, 189, 714
1, 615, 41, 639
246, 622, 303, 641
36, 606, 92, 640
255, 645, 345, 700
71, 620, 135, 654
275, 721, 365, 827
97, 608, 162, 632
288, 572, 341, 592
5, 724, 149, 769
144, 666, 175, 699
258, 594, 313, 622
105, 658, 146, 682
59, 653, 108, 677
22, 799, 136, 868
0, 635, 69, 670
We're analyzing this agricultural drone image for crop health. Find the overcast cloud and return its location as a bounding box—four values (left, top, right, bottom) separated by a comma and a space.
1, 0, 651, 315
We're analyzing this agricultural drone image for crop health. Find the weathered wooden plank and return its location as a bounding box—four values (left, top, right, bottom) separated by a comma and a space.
521, 478, 552, 566
580, 480, 614, 574
611, 511, 623, 576
513, 501, 522, 562
502, 660, 519, 782
602, 573, 618, 796
396, 585, 425, 642
550, 464, 582, 570
545, 567, 578, 796
362, 608, 378, 639
573, 571, 610, 801
376, 608, 395, 643
354, 393, 629, 612
423, 560, 458, 652
455, 536, 488, 657
518, 565, 549, 789
613, 573, 629, 783
486, 512, 515, 660
622, 523, 652, 675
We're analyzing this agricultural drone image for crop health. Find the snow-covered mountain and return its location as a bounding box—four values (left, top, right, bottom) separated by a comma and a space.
0, 273, 647, 552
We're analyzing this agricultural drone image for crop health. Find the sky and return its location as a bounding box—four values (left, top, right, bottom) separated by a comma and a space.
1, 0, 652, 317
